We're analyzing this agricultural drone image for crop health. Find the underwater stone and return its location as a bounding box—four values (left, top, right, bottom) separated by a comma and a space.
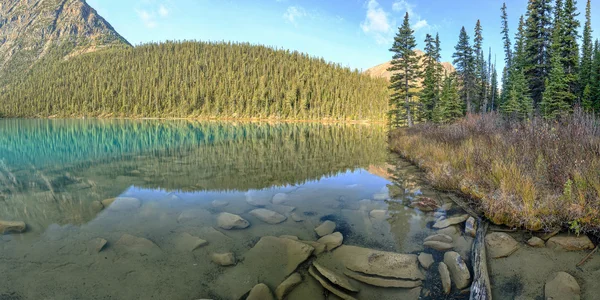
485, 232, 519, 258
317, 232, 343, 251
433, 215, 469, 229
272, 193, 288, 205
443, 251, 470, 289
424, 233, 453, 244
275, 273, 302, 300
87, 238, 107, 254
173, 232, 208, 252
247, 283, 274, 300
0, 220, 26, 234
217, 212, 250, 229
337, 245, 424, 280
250, 209, 287, 224
309, 266, 357, 300
418, 253, 434, 269
313, 262, 359, 292
211, 200, 229, 208
547, 235, 594, 251
438, 262, 451, 295
315, 220, 336, 237
344, 270, 422, 288
211, 252, 236, 266
545, 272, 580, 300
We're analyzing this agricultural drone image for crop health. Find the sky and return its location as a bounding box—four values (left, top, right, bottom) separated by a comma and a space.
88, 0, 600, 72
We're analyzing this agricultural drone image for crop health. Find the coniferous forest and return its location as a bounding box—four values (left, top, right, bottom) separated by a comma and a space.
388, 0, 600, 126
0, 41, 389, 121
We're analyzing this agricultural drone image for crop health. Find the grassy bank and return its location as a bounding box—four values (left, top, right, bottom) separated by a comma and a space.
390, 110, 600, 233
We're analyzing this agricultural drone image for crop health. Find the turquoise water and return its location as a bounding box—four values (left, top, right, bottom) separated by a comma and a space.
0, 119, 477, 300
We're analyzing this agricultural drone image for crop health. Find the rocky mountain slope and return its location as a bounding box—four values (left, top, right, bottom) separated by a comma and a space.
0, 0, 129, 82
365, 50, 455, 81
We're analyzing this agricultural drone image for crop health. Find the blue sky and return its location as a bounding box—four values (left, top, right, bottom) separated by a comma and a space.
88, 0, 599, 72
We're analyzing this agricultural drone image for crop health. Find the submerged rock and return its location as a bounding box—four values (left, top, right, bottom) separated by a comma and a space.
526, 236, 545, 248
443, 251, 470, 289
250, 209, 287, 224
87, 237, 107, 254
317, 232, 343, 251
410, 197, 439, 212
279, 235, 299, 240
91, 200, 104, 212
465, 217, 476, 237
418, 253, 434, 269
423, 241, 453, 251
246, 193, 270, 207
313, 262, 359, 292
275, 273, 302, 300
272, 193, 288, 205
217, 212, 250, 229
424, 233, 453, 244
438, 262, 451, 295
433, 215, 469, 229
174, 232, 208, 252
309, 266, 357, 300
247, 283, 274, 300
299, 240, 326, 255
290, 212, 305, 222
485, 232, 519, 258
369, 209, 387, 220
336, 245, 424, 280
545, 272, 580, 300
344, 270, 422, 288
547, 235, 594, 251
315, 220, 336, 237
211, 252, 236, 266
248, 236, 314, 274
211, 200, 229, 208
177, 208, 213, 223
115, 234, 161, 256
0, 220, 26, 234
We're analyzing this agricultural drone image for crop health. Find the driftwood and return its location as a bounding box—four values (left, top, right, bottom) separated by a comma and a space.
447, 194, 479, 219
470, 219, 492, 300
577, 245, 598, 267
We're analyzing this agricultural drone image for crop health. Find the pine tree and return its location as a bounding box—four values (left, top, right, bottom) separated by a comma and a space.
453, 26, 475, 114
434, 73, 463, 123
555, 0, 580, 102
502, 68, 533, 119
420, 33, 442, 121
490, 57, 499, 111
500, 3, 512, 104
473, 20, 487, 112
541, 50, 574, 118
579, 0, 593, 110
523, 0, 553, 107
591, 40, 600, 111
388, 13, 421, 127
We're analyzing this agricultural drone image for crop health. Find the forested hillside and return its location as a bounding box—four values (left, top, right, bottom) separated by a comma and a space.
0, 41, 390, 121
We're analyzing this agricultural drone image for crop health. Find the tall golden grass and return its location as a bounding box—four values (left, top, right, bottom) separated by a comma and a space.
390, 110, 600, 233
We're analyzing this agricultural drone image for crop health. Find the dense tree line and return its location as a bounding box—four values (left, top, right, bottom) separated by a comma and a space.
0, 41, 389, 121
389, 0, 600, 127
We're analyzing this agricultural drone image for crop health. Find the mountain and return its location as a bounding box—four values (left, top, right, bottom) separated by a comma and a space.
0, 0, 129, 83
365, 50, 455, 81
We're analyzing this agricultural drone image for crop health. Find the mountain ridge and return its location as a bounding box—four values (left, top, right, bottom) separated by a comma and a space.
365, 49, 455, 81
0, 0, 129, 83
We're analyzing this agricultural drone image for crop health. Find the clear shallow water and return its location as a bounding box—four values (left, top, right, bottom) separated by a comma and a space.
0, 119, 595, 300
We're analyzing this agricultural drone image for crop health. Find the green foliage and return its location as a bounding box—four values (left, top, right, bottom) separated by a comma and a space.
502, 68, 533, 119
541, 53, 574, 118
388, 13, 421, 127
453, 26, 476, 113
434, 74, 463, 123
0, 41, 389, 121
579, 0, 593, 104
523, 0, 553, 106
419, 34, 443, 122
591, 40, 600, 111
553, 0, 581, 100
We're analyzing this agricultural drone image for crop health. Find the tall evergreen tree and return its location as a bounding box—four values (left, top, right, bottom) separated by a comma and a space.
501, 3, 512, 104
473, 20, 487, 112
524, 0, 553, 106
554, 0, 581, 102
490, 59, 499, 111
591, 40, 600, 111
579, 0, 593, 109
453, 26, 476, 114
542, 45, 574, 118
420, 33, 442, 121
434, 73, 463, 123
388, 13, 421, 127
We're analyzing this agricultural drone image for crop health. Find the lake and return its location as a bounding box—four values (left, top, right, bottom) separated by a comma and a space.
0, 119, 597, 300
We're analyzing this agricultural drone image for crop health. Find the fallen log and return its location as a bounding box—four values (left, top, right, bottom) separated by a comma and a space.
470, 219, 492, 300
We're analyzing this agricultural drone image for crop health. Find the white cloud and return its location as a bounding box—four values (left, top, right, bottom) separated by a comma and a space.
391, 0, 432, 32
360, 0, 391, 34
158, 4, 169, 17
136, 9, 157, 29
284, 6, 307, 25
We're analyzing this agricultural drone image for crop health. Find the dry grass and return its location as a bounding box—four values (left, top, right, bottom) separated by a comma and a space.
390, 109, 600, 233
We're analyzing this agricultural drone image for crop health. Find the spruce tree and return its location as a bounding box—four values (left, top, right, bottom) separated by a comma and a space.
473, 20, 487, 112
420, 33, 442, 121
591, 40, 600, 111
541, 50, 574, 118
579, 0, 593, 109
556, 0, 581, 101
388, 13, 421, 127
453, 26, 476, 114
434, 73, 463, 123
500, 2, 512, 104
524, 0, 553, 106
490, 61, 499, 111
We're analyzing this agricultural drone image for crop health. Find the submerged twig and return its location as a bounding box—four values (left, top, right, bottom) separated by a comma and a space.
470, 219, 492, 300
576, 245, 598, 267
